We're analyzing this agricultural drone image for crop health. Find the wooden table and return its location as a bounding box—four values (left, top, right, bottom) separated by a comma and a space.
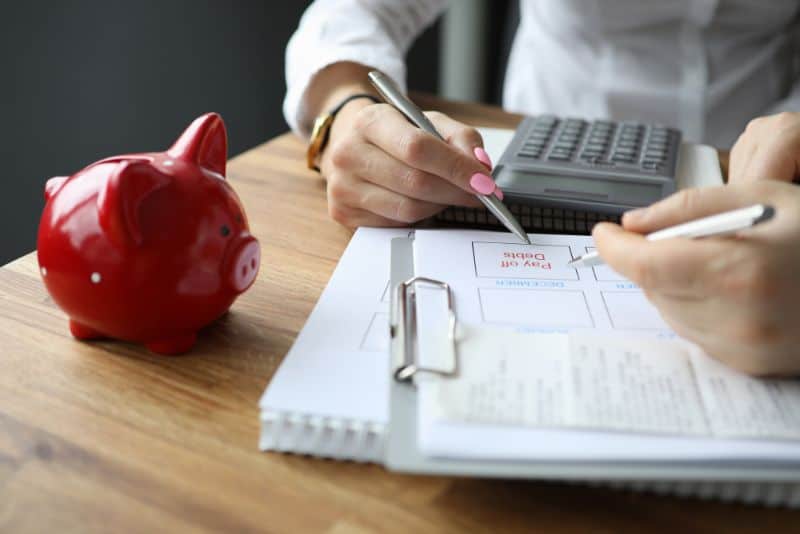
1, 95, 795, 533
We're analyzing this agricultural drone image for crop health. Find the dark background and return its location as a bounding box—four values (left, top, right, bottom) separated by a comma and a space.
2, 1, 515, 265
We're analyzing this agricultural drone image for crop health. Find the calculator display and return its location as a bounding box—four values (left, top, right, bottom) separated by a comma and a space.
499, 171, 662, 206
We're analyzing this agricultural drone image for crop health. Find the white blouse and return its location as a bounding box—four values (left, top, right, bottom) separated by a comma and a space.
284, 0, 800, 148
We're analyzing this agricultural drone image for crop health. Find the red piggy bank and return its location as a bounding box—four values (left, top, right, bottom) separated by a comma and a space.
37, 113, 260, 354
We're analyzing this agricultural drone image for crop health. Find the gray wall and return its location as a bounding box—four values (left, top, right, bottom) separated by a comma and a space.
1, 1, 440, 265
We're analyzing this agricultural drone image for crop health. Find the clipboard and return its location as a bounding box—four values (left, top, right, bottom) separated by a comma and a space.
386, 235, 800, 507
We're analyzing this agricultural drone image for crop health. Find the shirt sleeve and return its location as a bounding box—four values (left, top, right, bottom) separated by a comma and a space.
764, 80, 800, 114
283, 0, 448, 138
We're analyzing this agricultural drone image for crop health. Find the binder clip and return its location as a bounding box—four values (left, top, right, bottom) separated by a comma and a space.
390, 276, 458, 383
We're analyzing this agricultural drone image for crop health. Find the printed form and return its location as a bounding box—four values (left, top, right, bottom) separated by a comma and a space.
411, 229, 800, 461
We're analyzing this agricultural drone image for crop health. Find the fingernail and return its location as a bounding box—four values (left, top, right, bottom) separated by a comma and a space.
470, 173, 496, 195
494, 187, 504, 200
473, 146, 492, 170
623, 208, 647, 224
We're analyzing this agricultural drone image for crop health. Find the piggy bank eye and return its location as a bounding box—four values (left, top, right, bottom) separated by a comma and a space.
220, 225, 230, 237
235, 214, 243, 224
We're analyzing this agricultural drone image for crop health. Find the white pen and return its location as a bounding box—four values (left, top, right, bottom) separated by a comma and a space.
568, 204, 775, 268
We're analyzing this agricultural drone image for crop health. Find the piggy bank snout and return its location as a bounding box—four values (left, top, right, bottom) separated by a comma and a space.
225, 234, 260, 293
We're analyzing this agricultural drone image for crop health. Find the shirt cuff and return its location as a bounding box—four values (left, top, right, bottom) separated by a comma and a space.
283, 47, 406, 139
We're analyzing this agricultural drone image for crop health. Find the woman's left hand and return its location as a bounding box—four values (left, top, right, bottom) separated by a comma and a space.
593, 180, 800, 376
729, 112, 800, 184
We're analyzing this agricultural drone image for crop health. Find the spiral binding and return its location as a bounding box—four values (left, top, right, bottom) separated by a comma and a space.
435, 203, 620, 234
259, 410, 800, 507
259, 410, 385, 463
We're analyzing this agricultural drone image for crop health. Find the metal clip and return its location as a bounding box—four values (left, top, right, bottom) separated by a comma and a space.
390, 276, 458, 383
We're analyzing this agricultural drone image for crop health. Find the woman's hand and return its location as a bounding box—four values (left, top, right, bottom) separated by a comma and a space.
729, 112, 800, 184
593, 181, 800, 376
319, 99, 498, 227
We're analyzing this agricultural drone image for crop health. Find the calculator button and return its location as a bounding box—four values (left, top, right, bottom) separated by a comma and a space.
645, 150, 666, 160
564, 119, 586, 128
642, 160, 663, 171
548, 153, 571, 161
585, 141, 607, 149
524, 141, 545, 149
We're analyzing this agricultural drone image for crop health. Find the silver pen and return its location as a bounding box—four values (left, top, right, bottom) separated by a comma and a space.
568, 204, 775, 268
368, 70, 531, 245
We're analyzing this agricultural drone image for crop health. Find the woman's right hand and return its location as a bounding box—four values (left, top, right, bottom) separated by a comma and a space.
319, 99, 500, 227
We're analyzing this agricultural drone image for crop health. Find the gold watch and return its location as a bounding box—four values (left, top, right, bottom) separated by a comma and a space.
306, 93, 380, 171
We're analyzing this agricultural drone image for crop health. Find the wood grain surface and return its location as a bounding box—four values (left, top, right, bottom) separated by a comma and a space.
1, 94, 796, 533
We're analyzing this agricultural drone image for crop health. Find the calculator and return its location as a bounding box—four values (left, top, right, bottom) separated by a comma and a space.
494, 115, 681, 214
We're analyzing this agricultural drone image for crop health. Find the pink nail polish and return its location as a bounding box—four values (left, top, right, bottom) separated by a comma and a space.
494, 187, 504, 201
473, 146, 492, 170
470, 173, 496, 195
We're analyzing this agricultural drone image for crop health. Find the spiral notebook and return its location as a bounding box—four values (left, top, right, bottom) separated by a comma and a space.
258, 226, 403, 462
384, 233, 800, 508
259, 225, 800, 507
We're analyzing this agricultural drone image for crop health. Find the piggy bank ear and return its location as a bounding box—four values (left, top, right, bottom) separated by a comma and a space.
97, 161, 169, 247
45, 176, 68, 201
167, 112, 227, 177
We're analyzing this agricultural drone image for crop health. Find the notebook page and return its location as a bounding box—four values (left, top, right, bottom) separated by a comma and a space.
412, 229, 800, 462
413, 228, 671, 335
259, 227, 408, 424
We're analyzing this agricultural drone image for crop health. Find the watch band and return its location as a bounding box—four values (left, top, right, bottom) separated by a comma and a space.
307, 93, 381, 171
